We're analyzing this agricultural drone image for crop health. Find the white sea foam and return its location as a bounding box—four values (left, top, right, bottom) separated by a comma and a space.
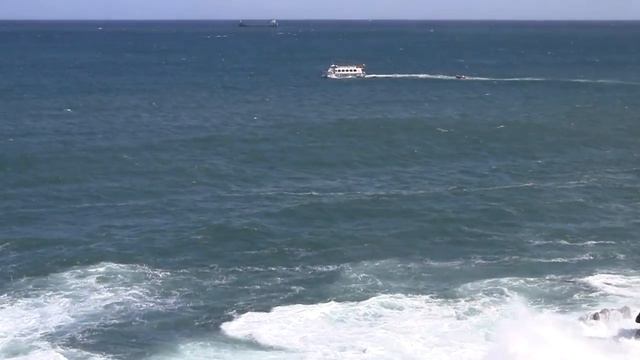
458, 276, 562, 298
222, 294, 502, 360
470, 253, 595, 265
364, 74, 640, 85
365, 74, 547, 81
486, 304, 640, 360
526, 253, 595, 263
580, 273, 640, 301
220, 272, 640, 360
147, 340, 297, 360
0, 347, 112, 360
0, 263, 173, 360
530, 240, 617, 247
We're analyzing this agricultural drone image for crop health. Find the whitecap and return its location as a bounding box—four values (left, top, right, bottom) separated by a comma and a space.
485, 303, 640, 360
146, 339, 296, 360
530, 240, 616, 247
222, 294, 504, 360
0, 263, 174, 359
221, 294, 640, 360
470, 253, 595, 265
580, 273, 640, 300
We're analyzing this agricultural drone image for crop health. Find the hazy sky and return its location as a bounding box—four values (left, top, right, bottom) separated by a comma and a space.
1, 0, 639, 20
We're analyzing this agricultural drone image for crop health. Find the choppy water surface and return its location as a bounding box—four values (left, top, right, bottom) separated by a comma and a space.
1, 21, 640, 359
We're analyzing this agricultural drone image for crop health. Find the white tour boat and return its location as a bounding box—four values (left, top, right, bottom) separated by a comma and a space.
324, 64, 366, 79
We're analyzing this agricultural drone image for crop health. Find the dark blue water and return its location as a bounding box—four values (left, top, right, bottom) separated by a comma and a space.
1, 21, 640, 360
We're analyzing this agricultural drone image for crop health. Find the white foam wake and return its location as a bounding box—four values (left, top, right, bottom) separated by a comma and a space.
364, 74, 640, 85
365, 73, 545, 81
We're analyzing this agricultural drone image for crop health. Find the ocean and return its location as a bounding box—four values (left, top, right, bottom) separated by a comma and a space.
1, 20, 640, 359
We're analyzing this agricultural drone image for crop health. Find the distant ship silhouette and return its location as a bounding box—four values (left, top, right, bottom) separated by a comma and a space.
238, 19, 278, 28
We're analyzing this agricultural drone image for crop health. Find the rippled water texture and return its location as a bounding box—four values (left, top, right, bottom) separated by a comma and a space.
1, 21, 640, 359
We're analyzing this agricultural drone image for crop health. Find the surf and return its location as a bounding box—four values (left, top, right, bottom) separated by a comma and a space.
221, 294, 640, 360
220, 272, 640, 360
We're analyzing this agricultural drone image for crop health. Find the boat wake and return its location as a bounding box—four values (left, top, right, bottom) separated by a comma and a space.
364, 74, 640, 85
365, 74, 544, 81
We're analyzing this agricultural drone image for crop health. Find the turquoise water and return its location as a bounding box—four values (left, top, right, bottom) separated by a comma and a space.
1, 21, 640, 359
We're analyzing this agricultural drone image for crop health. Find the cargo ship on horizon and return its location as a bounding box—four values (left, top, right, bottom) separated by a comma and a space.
238, 19, 278, 28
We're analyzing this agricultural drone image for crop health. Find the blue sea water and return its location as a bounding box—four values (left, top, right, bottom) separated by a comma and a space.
1, 20, 640, 359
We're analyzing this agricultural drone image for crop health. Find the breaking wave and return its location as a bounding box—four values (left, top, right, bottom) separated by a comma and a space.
220, 273, 640, 360
6, 262, 640, 360
0, 263, 175, 360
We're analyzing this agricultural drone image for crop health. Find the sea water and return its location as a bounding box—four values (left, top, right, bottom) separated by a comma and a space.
1, 20, 640, 359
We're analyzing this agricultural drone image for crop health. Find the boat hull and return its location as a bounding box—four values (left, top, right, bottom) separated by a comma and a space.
324, 73, 367, 79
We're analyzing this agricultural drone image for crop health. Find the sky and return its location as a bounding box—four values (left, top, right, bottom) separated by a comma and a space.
1, 0, 639, 20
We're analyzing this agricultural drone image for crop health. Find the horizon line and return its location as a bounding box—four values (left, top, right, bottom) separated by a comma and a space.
1, 18, 640, 22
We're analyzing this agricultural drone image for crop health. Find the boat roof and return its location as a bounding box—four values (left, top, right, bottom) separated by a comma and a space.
331, 64, 366, 68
